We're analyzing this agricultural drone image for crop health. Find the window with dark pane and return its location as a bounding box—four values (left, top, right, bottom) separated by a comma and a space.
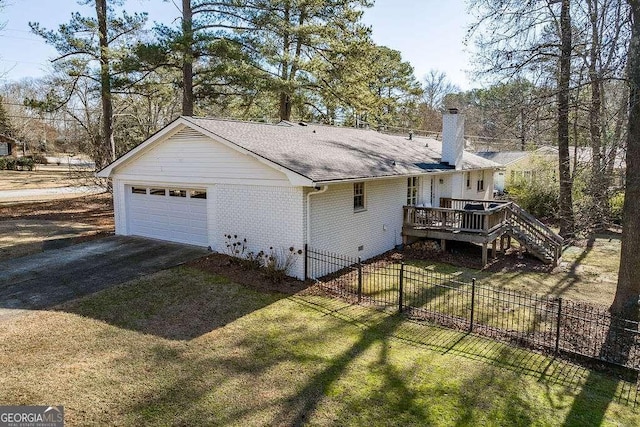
354, 182, 365, 211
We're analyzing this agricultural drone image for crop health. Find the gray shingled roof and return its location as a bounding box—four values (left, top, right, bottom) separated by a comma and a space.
183, 117, 499, 183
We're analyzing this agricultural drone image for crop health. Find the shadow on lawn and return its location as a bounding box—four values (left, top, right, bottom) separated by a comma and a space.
292, 296, 639, 422
561, 320, 638, 426
547, 235, 596, 298
113, 286, 638, 425
269, 309, 424, 426
56, 267, 290, 340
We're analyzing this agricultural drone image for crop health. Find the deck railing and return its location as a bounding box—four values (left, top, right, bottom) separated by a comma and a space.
403, 198, 563, 265
403, 199, 510, 234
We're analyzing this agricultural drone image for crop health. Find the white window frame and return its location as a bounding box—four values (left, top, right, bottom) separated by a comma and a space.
354, 182, 366, 212
477, 171, 485, 192
407, 177, 418, 206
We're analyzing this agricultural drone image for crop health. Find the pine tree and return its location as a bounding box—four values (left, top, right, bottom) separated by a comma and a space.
30, 0, 146, 168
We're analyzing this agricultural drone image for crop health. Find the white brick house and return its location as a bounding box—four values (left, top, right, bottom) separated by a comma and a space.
98, 112, 499, 279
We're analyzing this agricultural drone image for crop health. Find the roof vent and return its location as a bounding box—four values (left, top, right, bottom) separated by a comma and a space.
298, 122, 307, 126
448, 108, 459, 114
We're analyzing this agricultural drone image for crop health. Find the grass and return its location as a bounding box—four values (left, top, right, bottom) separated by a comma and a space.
405, 235, 622, 307
0, 169, 89, 190
0, 266, 638, 426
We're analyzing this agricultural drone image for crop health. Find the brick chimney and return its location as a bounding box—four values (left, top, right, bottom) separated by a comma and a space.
441, 108, 464, 170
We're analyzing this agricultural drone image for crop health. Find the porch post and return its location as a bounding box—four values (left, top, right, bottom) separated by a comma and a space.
492, 239, 497, 259
482, 242, 488, 267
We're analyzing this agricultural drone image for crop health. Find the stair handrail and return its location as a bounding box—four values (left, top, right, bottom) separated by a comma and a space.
504, 202, 563, 264
507, 202, 564, 246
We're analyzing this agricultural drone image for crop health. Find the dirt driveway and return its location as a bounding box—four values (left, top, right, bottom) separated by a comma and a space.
0, 236, 210, 320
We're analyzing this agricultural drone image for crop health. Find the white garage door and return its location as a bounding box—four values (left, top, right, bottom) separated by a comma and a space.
126, 185, 208, 246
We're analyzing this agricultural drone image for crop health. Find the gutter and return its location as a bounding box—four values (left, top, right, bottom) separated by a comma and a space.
306, 185, 329, 246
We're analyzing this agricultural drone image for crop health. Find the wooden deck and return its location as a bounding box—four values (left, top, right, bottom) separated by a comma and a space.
402, 198, 563, 266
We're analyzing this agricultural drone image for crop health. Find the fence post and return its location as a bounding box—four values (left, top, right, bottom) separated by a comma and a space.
304, 243, 308, 281
555, 297, 563, 355
399, 262, 404, 313
357, 257, 362, 303
469, 278, 476, 332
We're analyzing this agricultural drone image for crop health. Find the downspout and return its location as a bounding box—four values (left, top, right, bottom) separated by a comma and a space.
306, 185, 329, 246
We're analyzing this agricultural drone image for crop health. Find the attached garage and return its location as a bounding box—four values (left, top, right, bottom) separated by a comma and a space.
125, 185, 208, 246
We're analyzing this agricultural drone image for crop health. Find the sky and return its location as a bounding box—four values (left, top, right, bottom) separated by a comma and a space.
0, 0, 475, 90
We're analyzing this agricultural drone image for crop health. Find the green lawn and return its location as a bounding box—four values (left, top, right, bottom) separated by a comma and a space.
406, 234, 622, 308
0, 266, 637, 426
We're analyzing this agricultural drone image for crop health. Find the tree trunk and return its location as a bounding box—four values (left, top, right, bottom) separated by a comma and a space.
612, 0, 640, 320
520, 108, 526, 151
278, 3, 291, 121
605, 89, 628, 182
558, 0, 575, 237
96, 0, 114, 167
182, 0, 194, 116
588, 0, 607, 230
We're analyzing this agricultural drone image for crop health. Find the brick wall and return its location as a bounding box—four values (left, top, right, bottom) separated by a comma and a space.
309, 179, 406, 261
214, 184, 306, 279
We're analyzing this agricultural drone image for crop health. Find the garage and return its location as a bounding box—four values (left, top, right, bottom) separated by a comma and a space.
125, 185, 208, 246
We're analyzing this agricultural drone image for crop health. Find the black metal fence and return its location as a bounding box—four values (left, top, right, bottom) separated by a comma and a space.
305, 246, 640, 374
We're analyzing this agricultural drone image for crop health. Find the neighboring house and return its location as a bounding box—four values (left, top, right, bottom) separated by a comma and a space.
573, 146, 626, 188
0, 134, 16, 157
98, 111, 501, 278
478, 146, 626, 192
477, 147, 558, 192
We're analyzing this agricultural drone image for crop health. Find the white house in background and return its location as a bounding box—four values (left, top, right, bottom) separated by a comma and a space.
476, 147, 558, 192
98, 111, 500, 279
478, 145, 626, 193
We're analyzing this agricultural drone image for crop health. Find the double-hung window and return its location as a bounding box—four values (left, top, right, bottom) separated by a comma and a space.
407, 177, 418, 206
354, 182, 365, 211
477, 171, 485, 192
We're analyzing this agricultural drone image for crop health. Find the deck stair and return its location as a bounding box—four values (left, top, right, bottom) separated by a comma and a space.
504, 202, 563, 265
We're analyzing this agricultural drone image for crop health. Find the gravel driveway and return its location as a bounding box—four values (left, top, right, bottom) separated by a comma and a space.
0, 236, 209, 319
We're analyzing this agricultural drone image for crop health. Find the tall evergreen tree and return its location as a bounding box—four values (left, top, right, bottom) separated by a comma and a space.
132, 0, 258, 116
30, 0, 146, 167
240, 0, 373, 121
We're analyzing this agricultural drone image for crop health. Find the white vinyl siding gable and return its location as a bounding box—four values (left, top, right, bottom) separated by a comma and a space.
116, 128, 290, 185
